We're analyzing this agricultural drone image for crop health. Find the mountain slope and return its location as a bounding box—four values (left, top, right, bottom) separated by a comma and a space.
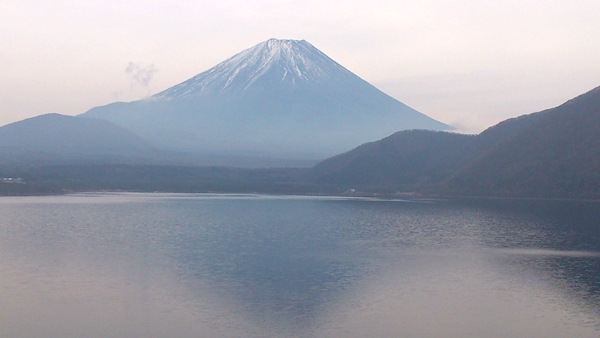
81, 39, 450, 161
446, 86, 600, 198
308, 114, 542, 191
311, 85, 600, 199
154, 38, 357, 96
0, 113, 158, 165
310, 130, 474, 191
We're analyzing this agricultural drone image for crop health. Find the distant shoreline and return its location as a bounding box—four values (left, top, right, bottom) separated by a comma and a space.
2, 188, 599, 204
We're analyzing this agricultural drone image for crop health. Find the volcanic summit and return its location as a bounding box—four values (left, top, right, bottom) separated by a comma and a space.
82, 39, 450, 162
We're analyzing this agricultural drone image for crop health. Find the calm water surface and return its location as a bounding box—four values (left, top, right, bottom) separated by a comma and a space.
1, 193, 599, 337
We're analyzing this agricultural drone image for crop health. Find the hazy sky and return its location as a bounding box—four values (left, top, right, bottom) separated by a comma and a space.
2, 0, 600, 133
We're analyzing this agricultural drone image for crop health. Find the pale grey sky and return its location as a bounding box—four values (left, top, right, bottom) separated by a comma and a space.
2, 0, 600, 133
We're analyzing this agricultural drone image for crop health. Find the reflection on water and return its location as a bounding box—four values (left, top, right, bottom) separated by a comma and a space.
0, 194, 599, 337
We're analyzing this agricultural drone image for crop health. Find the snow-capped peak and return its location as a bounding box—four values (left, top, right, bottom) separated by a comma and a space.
155, 39, 354, 99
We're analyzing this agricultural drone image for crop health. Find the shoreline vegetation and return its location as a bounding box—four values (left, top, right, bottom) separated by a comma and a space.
2, 86, 599, 200
2, 164, 599, 202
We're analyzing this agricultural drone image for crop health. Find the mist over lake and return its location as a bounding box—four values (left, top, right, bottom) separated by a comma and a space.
1, 193, 599, 337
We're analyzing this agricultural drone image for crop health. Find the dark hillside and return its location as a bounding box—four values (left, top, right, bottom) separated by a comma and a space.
0, 114, 160, 165
0, 113, 152, 152
310, 130, 474, 191
0, 165, 316, 195
446, 86, 600, 199
310, 85, 600, 199
309, 112, 548, 193
463, 112, 545, 160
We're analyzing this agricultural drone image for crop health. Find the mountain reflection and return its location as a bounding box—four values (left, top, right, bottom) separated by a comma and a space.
1, 194, 599, 337
164, 198, 365, 331
163, 197, 600, 332
454, 198, 600, 310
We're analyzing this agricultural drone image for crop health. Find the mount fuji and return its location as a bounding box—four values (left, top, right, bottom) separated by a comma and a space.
81, 39, 450, 162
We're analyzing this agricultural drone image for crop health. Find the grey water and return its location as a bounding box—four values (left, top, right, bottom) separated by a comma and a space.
1, 194, 599, 338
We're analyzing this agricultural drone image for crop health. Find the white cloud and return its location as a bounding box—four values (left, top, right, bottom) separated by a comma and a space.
125, 62, 158, 88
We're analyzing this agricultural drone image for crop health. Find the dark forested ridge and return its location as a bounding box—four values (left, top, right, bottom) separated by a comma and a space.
0, 113, 319, 168
0, 165, 320, 196
309, 130, 475, 191
2, 86, 600, 199
445, 86, 600, 198
311, 85, 600, 199
307, 112, 549, 194
0, 113, 159, 165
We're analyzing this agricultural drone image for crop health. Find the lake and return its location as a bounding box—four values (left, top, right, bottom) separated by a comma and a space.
1, 193, 599, 337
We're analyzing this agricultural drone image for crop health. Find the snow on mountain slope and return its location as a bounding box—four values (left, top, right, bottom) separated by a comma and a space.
81, 39, 451, 163
155, 39, 352, 98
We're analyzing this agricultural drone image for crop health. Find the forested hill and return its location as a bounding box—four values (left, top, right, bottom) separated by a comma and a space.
2, 86, 599, 199
0, 113, 158, 165
445, 86, 600, 199
309, 130, 474, 192
311, 85, 600, 199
